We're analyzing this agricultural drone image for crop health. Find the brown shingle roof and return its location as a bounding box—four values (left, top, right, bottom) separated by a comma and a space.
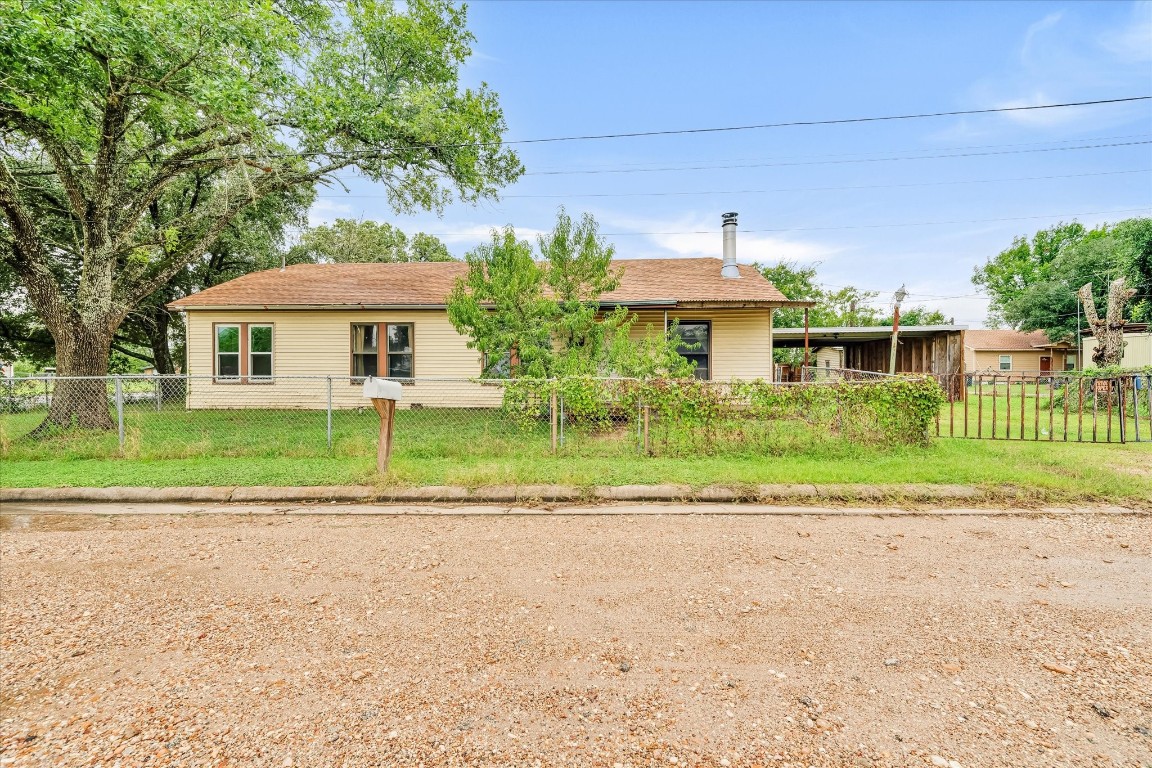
964, 329, 1059, 350
168, 258, 800, 309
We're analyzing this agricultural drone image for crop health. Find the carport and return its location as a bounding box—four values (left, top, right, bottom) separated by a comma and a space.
774, 324, 967, 397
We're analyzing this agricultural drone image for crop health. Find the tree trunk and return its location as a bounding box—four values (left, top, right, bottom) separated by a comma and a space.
1079, 280, 1136, 368
146, 305, 175, 375
28, 323, 116, 436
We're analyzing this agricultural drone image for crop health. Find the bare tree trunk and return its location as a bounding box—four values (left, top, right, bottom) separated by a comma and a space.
1078, 279, 1136, 368
28, 323, 116, 436
146, 305, 175, 375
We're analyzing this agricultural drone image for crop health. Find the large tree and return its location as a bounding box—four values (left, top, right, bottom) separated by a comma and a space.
287, 219, 454, 265
972, 218, 1151, 342
0, 0, 521, 432
448, 209, 691, 379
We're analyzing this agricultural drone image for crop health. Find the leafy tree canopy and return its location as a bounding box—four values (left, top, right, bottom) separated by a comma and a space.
757, 261, 886, 328
972, 218, 1152, 342
447, 209, 693, 379
0, 0, 521, 430
287, 219, 453, 265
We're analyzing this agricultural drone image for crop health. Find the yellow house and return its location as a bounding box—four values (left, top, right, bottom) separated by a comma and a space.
963, 329, 1075, 375
168, 257, 810, 409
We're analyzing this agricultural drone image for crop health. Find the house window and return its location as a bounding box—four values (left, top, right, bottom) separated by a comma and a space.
998, 355, 1012, 371
249, 325, 273, 379
215, 323, 274, 382
674, 320, 711, 380
482, 351, 512, 379
216, 325, 241, 379
351, 323, 414, 380
1065, 354, 1077, 371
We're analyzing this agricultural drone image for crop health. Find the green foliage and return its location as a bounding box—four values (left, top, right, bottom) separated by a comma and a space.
500, 376, 948, 454
756, 261, 884, 329
286, 219, 454, 264
881, 306, 948, 326
447, 209, 692, 379
972, 218, 1152, 341
1, 0, 522, 386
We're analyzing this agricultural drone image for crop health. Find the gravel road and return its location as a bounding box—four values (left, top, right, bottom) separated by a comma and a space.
1, 510, 1149, 767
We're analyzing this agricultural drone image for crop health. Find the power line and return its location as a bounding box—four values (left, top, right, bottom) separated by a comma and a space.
7, 96, 1150, 170
525, 140, 1152, 176
527, 132, 1152, 172
503, 96, 1152, 145
593, 207, 1152, 237
382, 207, 1151, 238
315, 168, 1150, 201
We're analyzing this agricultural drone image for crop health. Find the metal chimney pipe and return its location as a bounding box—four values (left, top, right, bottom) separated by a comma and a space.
721, 212, 740, 279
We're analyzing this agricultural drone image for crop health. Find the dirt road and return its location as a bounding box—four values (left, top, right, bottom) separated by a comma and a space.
1, 508, 1149, 767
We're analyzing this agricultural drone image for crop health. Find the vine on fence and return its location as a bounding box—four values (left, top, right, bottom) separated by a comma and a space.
500, 375, 948, 453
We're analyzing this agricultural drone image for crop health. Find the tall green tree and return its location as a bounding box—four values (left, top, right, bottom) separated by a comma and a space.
287, 219, 454, 265
972, 218, 1151, 342
880, 306, 948, 326
448, 210, 690, 379
0, 0, 521, 431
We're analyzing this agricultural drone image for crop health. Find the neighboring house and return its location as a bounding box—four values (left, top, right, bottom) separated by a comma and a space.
814, 346, 844, 371
1082, 324, 1151, 369
963, 329, 1075, 375
168, 257, 809, 409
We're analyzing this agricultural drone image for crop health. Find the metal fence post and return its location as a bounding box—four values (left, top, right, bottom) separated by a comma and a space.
114, 376, 125, 449
559, 392, 565, 448
326, 375, 333, 452
155, 375, 162, 412
550, 385, 558, 455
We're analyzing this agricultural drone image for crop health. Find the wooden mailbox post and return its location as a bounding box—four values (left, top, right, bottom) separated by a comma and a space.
362, 378, 403, 474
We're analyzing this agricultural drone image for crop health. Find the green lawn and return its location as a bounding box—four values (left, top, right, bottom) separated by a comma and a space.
936, 384, 1152, 442
3, 405, 1150, 501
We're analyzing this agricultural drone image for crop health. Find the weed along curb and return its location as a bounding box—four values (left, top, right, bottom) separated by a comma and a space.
3, 483, 1012, 505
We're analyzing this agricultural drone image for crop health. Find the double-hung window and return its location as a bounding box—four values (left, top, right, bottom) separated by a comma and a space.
248, 325, 273, 379
998, 354, 1012, 371
216, 325, 241, 379
214, 323, 274, 382
674, 321, 711, 380
351, 323, 414, 380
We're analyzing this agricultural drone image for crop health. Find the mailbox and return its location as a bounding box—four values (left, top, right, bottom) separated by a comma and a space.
362, 377, 402, 474
362, 377, 403, 401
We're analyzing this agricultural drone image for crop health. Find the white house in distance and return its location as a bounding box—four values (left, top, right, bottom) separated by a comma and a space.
1083, 324, 1152, 369
168, 215, 814, 409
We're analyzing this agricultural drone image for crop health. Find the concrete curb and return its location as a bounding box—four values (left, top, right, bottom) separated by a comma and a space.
0, 483, 995, 505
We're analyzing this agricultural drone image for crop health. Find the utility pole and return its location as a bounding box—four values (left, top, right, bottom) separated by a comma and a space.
1076, 300, 1081, 370
802, 307, 810, 381
888, 284, 907, 376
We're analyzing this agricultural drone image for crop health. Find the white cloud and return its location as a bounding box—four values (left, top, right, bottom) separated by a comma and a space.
1099, 0, 1152, 61
1021, 12, 1064, 64
306, 199, 354, 227
932, 3, 1152, 140
595, 212, 842, 264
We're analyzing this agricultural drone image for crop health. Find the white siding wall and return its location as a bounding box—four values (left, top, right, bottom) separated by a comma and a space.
183, 306, 777, 409
184, 309, 499, 409
628, 308, 775, 380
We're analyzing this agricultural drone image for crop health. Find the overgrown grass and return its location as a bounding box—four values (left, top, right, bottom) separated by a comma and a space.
3, 405, 1150, 501
937, 384, 1152, 441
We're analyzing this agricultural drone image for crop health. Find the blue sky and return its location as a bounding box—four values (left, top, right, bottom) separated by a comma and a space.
314, 0, 1152, 327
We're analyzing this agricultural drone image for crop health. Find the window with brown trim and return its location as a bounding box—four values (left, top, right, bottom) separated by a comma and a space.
351, 323, 413, 380
214, 323, 274, 382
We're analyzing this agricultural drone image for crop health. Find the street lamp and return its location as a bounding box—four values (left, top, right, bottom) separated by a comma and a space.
889, 284, 907, 375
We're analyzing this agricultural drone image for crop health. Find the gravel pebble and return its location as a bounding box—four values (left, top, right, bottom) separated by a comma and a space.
1, 511, 1150, 766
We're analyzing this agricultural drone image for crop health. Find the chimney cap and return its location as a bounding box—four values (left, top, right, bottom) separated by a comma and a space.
722, 212, 738, 226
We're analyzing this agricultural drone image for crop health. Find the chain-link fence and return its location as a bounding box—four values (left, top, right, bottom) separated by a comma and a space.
2, 371, 943, 463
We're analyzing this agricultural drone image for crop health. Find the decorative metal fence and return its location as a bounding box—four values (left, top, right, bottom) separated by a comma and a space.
930, 371, 1152, 443
2, 370, 928, 462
